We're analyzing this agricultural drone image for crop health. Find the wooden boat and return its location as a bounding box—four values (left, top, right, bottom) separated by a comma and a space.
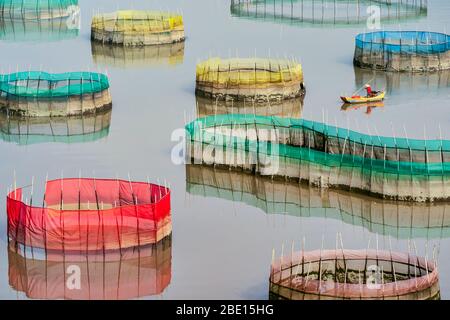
340, 91, 385, 104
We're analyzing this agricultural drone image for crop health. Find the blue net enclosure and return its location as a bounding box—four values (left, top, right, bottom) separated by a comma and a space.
230, 0, 427, 27
354, 31, 450, 72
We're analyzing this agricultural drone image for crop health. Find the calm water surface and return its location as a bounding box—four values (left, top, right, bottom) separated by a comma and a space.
0, 0, 449, 299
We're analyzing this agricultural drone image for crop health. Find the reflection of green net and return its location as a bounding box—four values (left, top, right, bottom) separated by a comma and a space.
0, 0, 78, 19
0, 72, 110, 98
0, 16, 79, 42
0, 110, 111, 145
230, 0, 427, 27
186, 165, 450, 239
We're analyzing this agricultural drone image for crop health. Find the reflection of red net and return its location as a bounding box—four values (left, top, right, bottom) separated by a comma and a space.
7, 178, 172, 251
270, 249, 440, 300
8, 238, 172, 300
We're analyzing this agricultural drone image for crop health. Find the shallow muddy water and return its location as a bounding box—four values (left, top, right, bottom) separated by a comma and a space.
0, 0, 449, 299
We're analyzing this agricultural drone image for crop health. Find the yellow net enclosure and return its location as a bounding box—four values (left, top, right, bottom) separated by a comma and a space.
91, 10, 185, 46
196, 57, 305, 102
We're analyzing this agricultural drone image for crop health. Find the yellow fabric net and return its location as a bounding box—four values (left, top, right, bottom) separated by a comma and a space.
91, 10, 184, 34
196, 58, 303, 85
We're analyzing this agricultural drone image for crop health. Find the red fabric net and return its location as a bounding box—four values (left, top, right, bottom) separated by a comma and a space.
7, 178, 172, 251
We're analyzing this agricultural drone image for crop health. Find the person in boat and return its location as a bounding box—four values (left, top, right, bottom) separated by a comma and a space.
364, 84, 378, 97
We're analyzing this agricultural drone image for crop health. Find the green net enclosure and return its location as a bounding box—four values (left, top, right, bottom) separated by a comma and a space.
354, 31, 450, 72
196, 58, 305, 102
0, 109, 111, 145
91, 10, 185, 47
186, 164, 450, 239
91, 41, 185, 68
185, 114, 450, 202
0, 71, 112, 117
230, 0, 427, 27
0, 0, 79, 20
195, 95, 304, 118
270, 249, 440, 300
8, 238, 172, 300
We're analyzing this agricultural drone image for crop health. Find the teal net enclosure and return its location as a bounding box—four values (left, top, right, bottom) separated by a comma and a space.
0, 109, 111, 145
230, 0, 427, 27
0, 71, 112, 117
354, 31, 450, 72
186, 164, 450, 239
0, 0, 79, 20
185, 114, 450, 202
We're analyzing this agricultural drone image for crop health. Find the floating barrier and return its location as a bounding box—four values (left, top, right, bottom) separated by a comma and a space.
195, 95, 303, 118
185, 114, 450, 202
91, 41, 185, 68
91, 10, 185, 46
230, 0, 427, 27
196, 58, 305, 102
7, 178, 172, 251
0, 71, 112, 117
8, 238, 171, 300
354, 31, 450, 72
270, 248, 440, 300
0, 0, 79, 20
187, 165, 450, 239
0, 109, 111, 145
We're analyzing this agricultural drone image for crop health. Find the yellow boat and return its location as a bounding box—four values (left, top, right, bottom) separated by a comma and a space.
340, 91, 385, 104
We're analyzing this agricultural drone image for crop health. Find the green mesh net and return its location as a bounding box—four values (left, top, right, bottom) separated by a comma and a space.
0, 71, 110, 98
186, 114, 450, 201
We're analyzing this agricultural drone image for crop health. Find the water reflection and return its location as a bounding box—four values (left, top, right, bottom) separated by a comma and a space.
91, 42, 185, 68
0, 4, 80, 42
0, 109, 111, 145
8, 237, 172, 300
186, 164, 450, 239
196, 95, 303, 118
230, 0, 427, 27
354, 67, 450, 95
341, 101, 384, 115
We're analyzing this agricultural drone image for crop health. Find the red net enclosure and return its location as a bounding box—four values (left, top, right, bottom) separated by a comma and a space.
7, 178, 172, 251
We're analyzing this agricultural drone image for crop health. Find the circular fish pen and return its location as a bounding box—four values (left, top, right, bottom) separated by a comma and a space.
91, 10, 185, 46
186, 114, 450, 202
7, 178, 172, 251
91, 41, 185, 68
196, 58, 305, 103
354, 31, 450, 72
0, 71, 112, 117
269, 249, 440, 300
8, 238, 172, 300
0, 109, 111, 145
0, 0, 80, 20
230, 0, 428, 27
